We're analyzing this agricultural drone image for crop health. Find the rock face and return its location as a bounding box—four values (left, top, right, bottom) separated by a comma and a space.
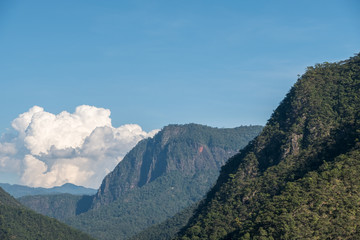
177, 54, 360, 239
92, 124, 263, 208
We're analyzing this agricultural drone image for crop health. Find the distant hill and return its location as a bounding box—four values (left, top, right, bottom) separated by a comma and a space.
0, 187, 94, 240
177, 54, 360, 239
0, 182, 97, 198
20, 124, 262, 240
18, 193, 86, 222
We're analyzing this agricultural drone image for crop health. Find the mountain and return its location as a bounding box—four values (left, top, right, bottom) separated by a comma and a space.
67, 124, 262, 240
52, 183, 97, 195
92, 124, 263, 208
177, 54, 360, 239
20, 124, 262, 240
0, 187, 94, 240
0, 182, 96, 198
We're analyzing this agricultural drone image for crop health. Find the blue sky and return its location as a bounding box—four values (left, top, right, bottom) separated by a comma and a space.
0, 0, 359, 187
1, 0, 359, 132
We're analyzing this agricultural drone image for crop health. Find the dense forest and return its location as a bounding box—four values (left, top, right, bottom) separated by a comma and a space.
176, 54, 360, 239
0, 187, 94, 240
19, 193, 84, 221
129, 203, 199, 240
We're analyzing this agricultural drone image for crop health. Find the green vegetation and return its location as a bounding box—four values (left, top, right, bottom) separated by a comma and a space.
177, 54, 360, 239
67, 124, 262, 240
93, 124, 263, 207
19, 124, 261, 239
0, 187, 94, 240
130, 203, 198, 240
66, 172, 211, 240
18, 193, 84, 221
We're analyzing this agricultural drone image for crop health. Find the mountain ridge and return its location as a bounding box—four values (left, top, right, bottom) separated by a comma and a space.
177, 54, 360, 239
0, 182, 97, 198
92, 123, 262, 208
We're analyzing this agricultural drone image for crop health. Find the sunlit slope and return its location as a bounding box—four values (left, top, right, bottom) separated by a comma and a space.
178, 54, 360, 239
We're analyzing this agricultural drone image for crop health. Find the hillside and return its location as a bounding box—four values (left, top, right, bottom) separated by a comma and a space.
0, 187, 94, 240
177, 54, 360, 239
18, 193, 86, 221
0, 183, 96, 198
21, 124, 261, 240
68, 124, 262, 240
129, 203, 199, 240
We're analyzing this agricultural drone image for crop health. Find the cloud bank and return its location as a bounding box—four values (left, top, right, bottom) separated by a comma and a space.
0, 105, 159, 188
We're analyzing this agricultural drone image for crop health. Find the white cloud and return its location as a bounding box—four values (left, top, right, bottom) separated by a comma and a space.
16, 105, 112, 155
21, 155, 94, 188
11, 106, 44, 134
0, 105, 159, 188
0, 142, 17, 155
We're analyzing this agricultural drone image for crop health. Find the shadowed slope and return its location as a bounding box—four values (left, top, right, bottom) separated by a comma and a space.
0, 187, 94, 240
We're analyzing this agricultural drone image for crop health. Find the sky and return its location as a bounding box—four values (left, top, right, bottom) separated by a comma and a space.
0, 0, 359, 188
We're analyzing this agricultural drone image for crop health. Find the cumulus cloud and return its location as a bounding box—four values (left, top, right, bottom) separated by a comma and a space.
0, 105, 159, 188
13, 105, 112, 155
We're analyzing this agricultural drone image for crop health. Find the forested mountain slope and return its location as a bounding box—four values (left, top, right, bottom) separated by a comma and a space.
0, 187, 94, 240
20, 124, 262, 240
177, 54, 360, 239
67, 124, 261, 240
92, 124, 262, 208
18, 193, 85, 222
130, 203, 199, 240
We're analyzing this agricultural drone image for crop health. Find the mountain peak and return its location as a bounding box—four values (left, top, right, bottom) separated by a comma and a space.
92, 123, 262, 208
